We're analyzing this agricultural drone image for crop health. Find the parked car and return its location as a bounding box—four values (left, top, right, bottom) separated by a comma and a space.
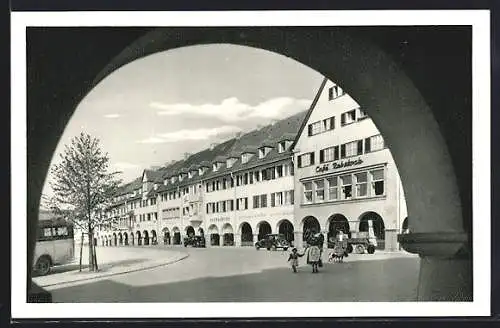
183, 235, 206, 248
255, 234, 290, 251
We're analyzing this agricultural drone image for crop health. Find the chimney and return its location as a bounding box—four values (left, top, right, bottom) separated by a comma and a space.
183, 152, 191, 160
210, 142, 218, 150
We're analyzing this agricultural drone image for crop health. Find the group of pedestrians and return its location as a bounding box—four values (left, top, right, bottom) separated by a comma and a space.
287, 230, 348, 273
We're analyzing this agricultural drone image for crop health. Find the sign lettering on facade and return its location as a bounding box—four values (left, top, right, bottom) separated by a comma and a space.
315, 158, 364, 173
210, 217, 230, 223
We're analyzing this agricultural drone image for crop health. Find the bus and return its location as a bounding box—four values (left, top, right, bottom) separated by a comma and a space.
33, 218, 75, 276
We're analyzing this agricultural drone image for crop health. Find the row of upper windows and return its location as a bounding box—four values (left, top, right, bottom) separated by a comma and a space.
205, 190, 294, 214
307, 108, 368, 137
162, 207, 180, 219
302, 167, 385, 204
138, 212, 158, 222
205, 163, 294, 193
297, 134, 385, 168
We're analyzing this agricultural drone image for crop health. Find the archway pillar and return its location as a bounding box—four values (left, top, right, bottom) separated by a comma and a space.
253, 233, 259, 244
234, 233, 241, 247
398, 232, 470, 300
294, 231, 303, 249
204, 234, 211, 248
321, 230, 328, 249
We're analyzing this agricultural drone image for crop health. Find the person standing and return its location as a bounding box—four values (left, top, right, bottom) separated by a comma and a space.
305, 243, 322, 273
287, 248, 304, 273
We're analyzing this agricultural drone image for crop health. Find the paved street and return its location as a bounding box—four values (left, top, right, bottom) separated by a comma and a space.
45, 246, 420, 302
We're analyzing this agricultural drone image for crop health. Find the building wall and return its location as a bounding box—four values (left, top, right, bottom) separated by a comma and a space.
293, 80, 408, 250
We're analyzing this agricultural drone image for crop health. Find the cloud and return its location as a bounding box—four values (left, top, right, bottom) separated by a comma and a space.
150, 97, 311, 122
137, 137, 167, 144
137, 126, 242, 144
112, 162, 140, 170
104, 114, 121, 119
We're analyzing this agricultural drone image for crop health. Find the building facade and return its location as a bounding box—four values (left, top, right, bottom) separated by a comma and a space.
96, 77, 408, 251
292, 78, 408, 251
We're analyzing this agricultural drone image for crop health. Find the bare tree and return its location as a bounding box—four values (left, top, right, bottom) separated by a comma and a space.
48, 132, 121, 272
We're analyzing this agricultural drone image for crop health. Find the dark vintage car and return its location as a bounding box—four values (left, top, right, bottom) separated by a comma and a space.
255, 234, 290, 251
183, 235, 206, 248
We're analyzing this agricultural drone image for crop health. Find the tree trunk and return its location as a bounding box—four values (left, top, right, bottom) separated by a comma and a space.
79, 232, 84, 272
88, 231, 95, 272
93, 238, 99, 271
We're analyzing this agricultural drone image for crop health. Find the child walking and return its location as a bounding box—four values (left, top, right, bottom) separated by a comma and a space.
287, 248, 304, 273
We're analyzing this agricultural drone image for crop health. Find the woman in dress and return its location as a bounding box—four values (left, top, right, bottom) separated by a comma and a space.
305, 233, 323, 273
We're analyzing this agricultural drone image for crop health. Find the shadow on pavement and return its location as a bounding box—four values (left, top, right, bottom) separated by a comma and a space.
49, 257, 420, 302
32, 258, 148, 277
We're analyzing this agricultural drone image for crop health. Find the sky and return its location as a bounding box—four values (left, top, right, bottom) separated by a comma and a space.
42, 44, 324, 200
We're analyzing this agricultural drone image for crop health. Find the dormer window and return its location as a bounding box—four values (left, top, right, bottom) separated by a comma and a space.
258, 147, 271, 159
213, 162, 221, 172
163, 179, 168, 186
227, 157, 237, 168
199, 167, 207, 176
278, 141, 286, 153
188, 170, 195, 179
241, 153, 253, 164
170, 176, 176, 184
153, 183, 158, 191
178, 174, 184, 182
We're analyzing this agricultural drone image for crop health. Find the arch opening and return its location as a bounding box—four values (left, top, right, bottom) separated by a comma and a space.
302, 216, 320, 242
239, 222, 253, 246
151, 230, 157, 245
278, 219, 294, 244
222, 223, 234, 246
359, 211, 386, 250
257, 221, 272, 241
328, 214, 351, 242
208, 224, 220, 246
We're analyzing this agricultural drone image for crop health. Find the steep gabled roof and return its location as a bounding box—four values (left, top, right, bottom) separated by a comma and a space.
290, 77, 328, 150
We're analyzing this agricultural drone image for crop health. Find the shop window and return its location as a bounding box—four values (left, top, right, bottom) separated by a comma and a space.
371, 169, 385, 196
340, 174, 353, 200
355, 172, 368, 197
315, 179, 325, 202
303, 182, 313, 204
327, 177, 338, 200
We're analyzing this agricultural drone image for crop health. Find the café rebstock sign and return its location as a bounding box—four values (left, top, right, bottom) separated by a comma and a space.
315, 157, 363, 173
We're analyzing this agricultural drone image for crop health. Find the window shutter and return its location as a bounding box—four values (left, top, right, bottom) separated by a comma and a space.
310, 152, 315, 165
271, 193, 275, 207
245, 198, 248, 209
236, 200, 240, 211
319, 149, 325, 163
357, 140, 363, 155
330, 117, 335, 130
308, 124, 313, 136
328, 87, 333, 100
340, 144, 346, 158
334, 146, 339, 160
341, 113, 346, 125
297, 155, 302, 168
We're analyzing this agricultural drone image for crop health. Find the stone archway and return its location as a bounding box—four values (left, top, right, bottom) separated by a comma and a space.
118, 232, 123, 246
208, 224, 220, 246
130, 231, 135, 245
124, 232, 129, 246
239, 222, 253, 246
302, 216, 320, 242
172, 227, 181, 245
277, 219, 294, 244
256, 221, 272, 241
136, 231, 142, 246
28, 27, 472, 301
359, 211, 386, 250
112, 233, 117, 246
151, 230, 157, 245
162, 227, 171, 245
328, 214, 351, 242
222, 223, 234, 246
143, 230, 150, 246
